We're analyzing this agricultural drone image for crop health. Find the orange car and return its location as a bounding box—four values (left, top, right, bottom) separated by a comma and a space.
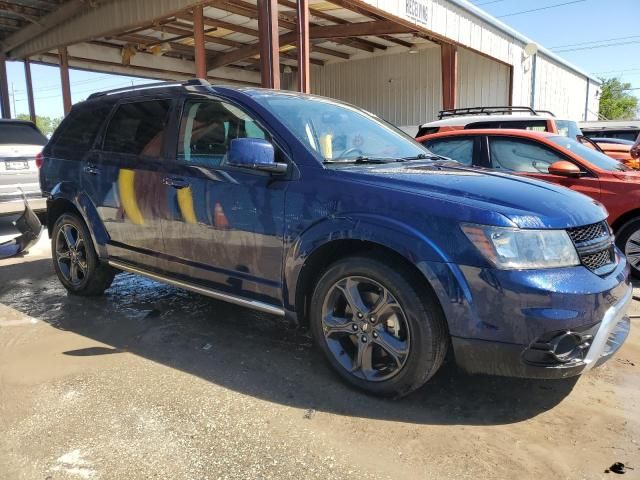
632, 135, 640, 160
417, 106, 636, 168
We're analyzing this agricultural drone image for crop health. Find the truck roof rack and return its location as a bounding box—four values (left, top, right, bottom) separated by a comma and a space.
88, 78, 211, 99
438, 106, 556, 120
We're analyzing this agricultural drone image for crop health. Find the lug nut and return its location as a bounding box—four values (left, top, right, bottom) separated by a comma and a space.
361, 335, 368, 343
357, 312, 363, 319
369, 316, 376, 323
352, 324, 358, 331
372, 331, 378, 339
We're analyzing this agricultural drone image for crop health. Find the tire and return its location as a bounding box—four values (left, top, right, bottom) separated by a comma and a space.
51, 213, 115, 296
616, 217, 640, 279
309, 256, 448, 397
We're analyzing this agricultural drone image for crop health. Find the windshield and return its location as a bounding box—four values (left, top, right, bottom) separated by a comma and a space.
0, 123, 47, 145
253, 94, 430, 163
548, 136, 629, 172
555, 120, 583, 139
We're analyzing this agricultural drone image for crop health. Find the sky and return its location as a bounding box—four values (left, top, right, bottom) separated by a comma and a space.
4, 0, 640, 120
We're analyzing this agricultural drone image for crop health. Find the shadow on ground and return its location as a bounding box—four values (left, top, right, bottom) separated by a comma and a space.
0, 257, 579, 426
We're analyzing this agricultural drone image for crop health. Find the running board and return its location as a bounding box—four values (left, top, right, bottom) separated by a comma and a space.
107, 259, 285, 316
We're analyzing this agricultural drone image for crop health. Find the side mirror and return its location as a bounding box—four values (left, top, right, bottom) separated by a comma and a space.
227, 138, 287, 174
548, 160, 584, 178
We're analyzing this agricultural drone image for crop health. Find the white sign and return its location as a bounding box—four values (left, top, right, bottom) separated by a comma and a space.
405, 0, 429, 26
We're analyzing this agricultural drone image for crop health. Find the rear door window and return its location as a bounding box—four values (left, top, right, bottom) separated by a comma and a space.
424, 138, 475, 166
488, 137, 566, 173
51, 104, 112, 158
102, 100, 171, 158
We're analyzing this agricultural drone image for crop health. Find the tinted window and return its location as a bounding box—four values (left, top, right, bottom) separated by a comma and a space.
103, 100, 171, 157
489, 137, 565, 173
548, 136, 629, 172
425, 138, 474, 165
466, 120, 548, 132
0, 123, 47, 145
178, 99, 269, 167
51, 104, 112, 156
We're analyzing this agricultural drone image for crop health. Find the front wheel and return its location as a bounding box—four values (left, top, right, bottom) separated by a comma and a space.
51, 213, 115, 296
310, 256, 448, 397
615, 218, 640, 278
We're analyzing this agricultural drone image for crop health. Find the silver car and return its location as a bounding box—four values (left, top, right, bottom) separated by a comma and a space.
0, 119, 47, 215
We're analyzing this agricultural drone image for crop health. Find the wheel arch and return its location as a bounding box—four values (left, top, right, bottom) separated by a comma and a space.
611, 208, 640, 234
285, 215, 465, 328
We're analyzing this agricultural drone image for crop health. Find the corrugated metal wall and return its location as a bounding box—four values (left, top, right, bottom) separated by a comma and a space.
311, 46, 442, 129
534, 55, 590, 120
457, 47, 510, 108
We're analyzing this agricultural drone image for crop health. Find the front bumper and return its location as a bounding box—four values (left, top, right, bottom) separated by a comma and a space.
452, 285, 631, 378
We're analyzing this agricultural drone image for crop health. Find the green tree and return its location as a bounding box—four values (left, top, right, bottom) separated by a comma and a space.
598, 77, 639, 120
16, 114, 63, 136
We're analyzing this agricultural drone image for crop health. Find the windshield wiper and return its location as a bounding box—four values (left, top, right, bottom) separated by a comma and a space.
323, 156, 395, 164
399, 153, 449, 162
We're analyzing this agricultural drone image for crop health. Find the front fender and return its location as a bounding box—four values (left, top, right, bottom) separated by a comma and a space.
283, 213, 473, 325
48, 183, 109, 258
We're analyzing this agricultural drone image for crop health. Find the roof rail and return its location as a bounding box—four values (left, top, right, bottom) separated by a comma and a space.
437, 106, 555, 120
87, 78, 211, 99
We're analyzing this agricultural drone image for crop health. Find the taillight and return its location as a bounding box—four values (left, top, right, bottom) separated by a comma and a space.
35, 152, 43, 168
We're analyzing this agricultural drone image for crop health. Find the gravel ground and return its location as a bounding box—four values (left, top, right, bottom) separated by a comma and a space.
0, 232, 638, 479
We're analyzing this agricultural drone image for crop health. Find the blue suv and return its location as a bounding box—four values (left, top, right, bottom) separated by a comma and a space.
40, 80, 632, 397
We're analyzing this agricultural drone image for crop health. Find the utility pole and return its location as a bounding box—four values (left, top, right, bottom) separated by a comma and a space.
10, 82, 15, 118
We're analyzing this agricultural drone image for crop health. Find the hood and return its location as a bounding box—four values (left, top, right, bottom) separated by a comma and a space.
336, 161, 607, 229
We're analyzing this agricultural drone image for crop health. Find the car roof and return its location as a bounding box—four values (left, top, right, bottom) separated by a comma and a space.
420, 114, 556, 128
418, 128, 558, 141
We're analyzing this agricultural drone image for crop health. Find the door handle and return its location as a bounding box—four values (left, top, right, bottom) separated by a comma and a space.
162, 176, 190, 189
83, 163, 100, 175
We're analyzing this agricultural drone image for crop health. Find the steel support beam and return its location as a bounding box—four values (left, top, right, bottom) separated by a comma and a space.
24, 59, 36, 123
296, 0, 310, 93
59, 46, 72, 115
0, 54, 10, 118
192, 6, 207, 78
441, 43, 457, 110
257, 0, 280, 89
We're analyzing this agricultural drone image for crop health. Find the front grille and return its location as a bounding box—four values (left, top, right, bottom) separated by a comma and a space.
567, 222, 608, 243
582, 248, 615, 271
566, 221, 615, 274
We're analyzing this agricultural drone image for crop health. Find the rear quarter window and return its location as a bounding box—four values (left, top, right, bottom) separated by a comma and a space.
50, 103, 113, 159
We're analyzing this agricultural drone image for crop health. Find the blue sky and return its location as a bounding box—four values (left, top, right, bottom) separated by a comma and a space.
4, 0, 640, 119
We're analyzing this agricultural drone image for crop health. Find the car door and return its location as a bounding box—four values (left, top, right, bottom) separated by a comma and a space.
486, 136, 601, 200
422, 136, 482, 167
158, 96, 288, 304
84, 97, 174, 267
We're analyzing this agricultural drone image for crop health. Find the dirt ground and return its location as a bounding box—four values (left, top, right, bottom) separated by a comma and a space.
0, 227, 638, 480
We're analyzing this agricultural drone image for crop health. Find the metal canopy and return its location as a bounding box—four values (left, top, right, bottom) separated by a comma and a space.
0, 0, 434, 86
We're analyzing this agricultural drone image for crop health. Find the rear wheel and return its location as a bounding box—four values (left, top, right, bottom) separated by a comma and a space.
616, 218, 640, 278
52, 213, 115, 295
310, 256, 448, 397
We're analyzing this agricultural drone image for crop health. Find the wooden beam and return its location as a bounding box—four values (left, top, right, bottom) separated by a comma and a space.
176, 12, 349, 60
24, 59, 36, 123
208, 21, 414, 71
193, 6, 207, 78
257, 0, 280, 89
441, 43, 457, 110
208, 0, 381, 53
0, 54, 10, 118
59, 46, 72, 115
296, 0, 310, 93
278, 0, 413, 49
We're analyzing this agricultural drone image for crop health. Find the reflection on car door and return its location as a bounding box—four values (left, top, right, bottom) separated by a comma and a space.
487, 136, 601, 199
86, 98, 173, 267
159, 97, 287, 304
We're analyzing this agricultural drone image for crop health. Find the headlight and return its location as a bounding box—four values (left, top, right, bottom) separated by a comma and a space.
461, 224, 580, 269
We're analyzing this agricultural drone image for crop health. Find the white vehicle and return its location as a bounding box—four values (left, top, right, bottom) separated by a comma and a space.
416, 106, 583, 139
0, 119, 47, 215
